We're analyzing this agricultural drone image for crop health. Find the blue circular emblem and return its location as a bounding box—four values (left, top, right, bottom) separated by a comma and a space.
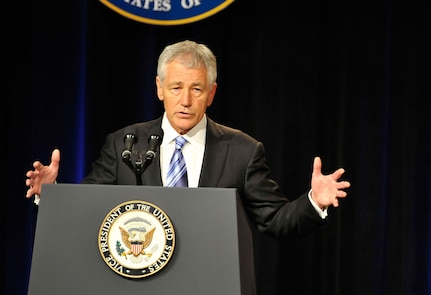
100, 0, 235, 25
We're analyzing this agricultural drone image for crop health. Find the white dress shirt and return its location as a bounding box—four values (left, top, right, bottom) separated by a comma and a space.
160, 112, 206, 188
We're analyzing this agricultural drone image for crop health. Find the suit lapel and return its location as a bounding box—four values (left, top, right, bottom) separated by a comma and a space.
199, 118, 229, 187
141, 157, 163, 186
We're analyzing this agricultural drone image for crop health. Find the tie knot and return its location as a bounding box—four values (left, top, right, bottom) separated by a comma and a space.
175, 136, 187, 150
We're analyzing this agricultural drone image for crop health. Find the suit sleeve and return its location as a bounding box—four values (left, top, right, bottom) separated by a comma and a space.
243, 142, 326, 240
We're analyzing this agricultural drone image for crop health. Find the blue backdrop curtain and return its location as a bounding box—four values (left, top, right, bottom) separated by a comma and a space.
5, 1, 431, 294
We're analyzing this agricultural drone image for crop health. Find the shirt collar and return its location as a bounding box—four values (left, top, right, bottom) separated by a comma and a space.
161, 112, 207, 147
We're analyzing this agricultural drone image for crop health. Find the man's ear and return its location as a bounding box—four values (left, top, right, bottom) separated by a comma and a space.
156, 76, 163, 101
207, 83, 217, 106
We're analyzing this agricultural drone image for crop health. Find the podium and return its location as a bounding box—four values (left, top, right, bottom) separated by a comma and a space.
28, 184, 256, 295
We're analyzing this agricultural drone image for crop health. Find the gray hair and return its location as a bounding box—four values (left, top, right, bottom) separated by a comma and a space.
157, 40, 217, 87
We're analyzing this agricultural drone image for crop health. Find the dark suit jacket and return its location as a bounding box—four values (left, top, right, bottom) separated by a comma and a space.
82, 116, 326, 239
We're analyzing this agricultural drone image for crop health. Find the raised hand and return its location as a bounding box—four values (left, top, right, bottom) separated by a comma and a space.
310, 156, 350, 208
25, 149, 61, 198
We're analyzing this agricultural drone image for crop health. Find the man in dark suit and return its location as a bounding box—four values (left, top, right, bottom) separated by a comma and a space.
25, 40, 350, 239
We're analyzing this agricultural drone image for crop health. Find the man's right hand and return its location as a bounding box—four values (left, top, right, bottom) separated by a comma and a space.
25, 149, 61, 198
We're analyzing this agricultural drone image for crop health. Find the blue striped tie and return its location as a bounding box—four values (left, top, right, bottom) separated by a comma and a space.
166, 136, 188, 187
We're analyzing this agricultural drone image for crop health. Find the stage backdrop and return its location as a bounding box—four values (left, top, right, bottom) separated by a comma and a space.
5, 1, 431, 295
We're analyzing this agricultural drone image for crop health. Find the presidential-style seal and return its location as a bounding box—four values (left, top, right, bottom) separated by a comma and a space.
98, 200, 175, 279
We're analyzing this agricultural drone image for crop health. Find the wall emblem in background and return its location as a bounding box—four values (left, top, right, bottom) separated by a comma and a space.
100, 0, 235, 25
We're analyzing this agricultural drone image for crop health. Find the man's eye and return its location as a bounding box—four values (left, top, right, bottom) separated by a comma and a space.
170, 87, 181, 94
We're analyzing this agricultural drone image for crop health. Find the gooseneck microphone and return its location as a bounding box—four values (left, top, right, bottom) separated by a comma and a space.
121, 132, 137, 159
145, 126, 164, 164
120, 125, 164, 185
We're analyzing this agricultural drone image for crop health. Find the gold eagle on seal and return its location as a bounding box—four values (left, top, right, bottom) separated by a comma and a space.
119, 226, 156, 258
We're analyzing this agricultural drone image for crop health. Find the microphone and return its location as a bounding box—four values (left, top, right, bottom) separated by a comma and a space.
121, 131, 137, 159
145, 126, 164, 163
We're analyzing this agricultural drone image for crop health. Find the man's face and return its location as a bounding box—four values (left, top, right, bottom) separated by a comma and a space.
156, 59, 217, 134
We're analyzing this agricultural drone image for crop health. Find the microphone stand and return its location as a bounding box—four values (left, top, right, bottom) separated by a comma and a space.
122, 151, 154, 185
